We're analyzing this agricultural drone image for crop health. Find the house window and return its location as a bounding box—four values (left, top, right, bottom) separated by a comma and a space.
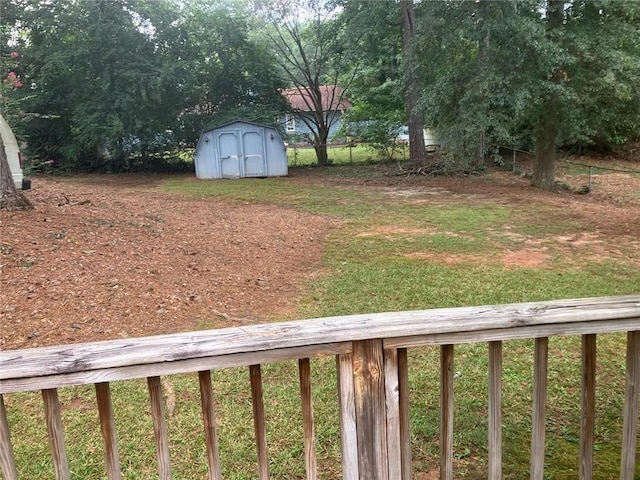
285, 114, 296, 132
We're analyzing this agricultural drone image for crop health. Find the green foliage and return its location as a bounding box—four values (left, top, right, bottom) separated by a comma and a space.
1, 0, 286, 172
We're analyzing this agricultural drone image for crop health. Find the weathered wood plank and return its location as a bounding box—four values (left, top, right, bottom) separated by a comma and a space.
384, 318, 640, 349
620, 330, 639, 480
579, 334, 596, 480
198, 371, 222, 480
336, 353, 359, 480
0, 394, 18, 480
95, 382, 122, 480
397, 348, 412, 480
250, 364, 269, 480
383, 348, 402, 479
298, 358, 317, 480
147, 376, 172, 480
3, 295, 639, 381
530, 337, 548, 480
488, 341, 502, 480
440, 345, 454, 480
42, 388, 70, 480
353, 340, 388, 480
0, 343, 352, 394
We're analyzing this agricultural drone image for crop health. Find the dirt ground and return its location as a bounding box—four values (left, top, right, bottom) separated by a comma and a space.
2, 159, 639, 351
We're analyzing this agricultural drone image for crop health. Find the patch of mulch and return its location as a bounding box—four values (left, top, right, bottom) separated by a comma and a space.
1, 176, 336, 350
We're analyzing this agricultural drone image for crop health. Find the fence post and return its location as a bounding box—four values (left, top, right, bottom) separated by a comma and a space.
353, 339, 389, 480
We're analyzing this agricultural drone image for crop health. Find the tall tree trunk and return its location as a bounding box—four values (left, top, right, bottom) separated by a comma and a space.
314, 112, 330, 166
0, 137, 32, 211
399, 0, 426, 166
532, 0, 565, 190
474, 0, 491, 170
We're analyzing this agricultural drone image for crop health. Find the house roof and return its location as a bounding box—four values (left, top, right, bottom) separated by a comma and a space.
283, 85, 352, 112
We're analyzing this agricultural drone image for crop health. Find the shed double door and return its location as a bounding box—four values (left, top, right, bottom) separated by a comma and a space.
216, 128, 266, 178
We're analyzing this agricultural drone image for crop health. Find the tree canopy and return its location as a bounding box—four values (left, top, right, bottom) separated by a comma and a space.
1, 0, 638, 184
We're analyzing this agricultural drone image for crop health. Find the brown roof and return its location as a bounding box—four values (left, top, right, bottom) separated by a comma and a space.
283, 85, 352, 112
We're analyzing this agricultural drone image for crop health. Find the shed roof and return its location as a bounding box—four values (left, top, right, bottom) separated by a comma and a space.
283, 85, 352, 112
202, 119, 279, 134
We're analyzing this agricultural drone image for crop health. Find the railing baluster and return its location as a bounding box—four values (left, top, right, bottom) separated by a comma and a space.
147, 376, 172, 480
488, 341, 503, 480
0, 394, 18, 480
298, 358, 317, 480
384, 348, 402, 478
42, 388, 70, 480
398, 348, 412, 480
353, 339, 388, 480
198, 371, 222, 480
249, 364, 269, 480
620, 330, 640, 480
337, 353, 359, 480
579, 334, 596, 480
530, 337, 548, 480
440, 345, 454, 480
95, 382, 122, 480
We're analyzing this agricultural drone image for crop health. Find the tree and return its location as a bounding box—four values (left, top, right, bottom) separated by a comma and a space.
0, 136, 32, 211
257, 0, 356, 166
532, 0, 567, 190
399, 0, 426, 165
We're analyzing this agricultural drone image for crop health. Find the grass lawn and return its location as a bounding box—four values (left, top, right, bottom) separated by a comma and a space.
5, 164, 640, 479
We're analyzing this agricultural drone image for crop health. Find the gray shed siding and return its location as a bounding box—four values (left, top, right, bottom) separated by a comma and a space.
194, 121, 288, 179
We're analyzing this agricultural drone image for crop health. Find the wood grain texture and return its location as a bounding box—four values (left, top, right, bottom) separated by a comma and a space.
620, 330, 639, 480
579, 335, 595, 480
353, 340, 388, 480
336, 353, 359, 480
0, 343, 351, 394
488, 341, 502, 480
250, 364, 269, 480
0, 394, 18, 480
95, 383, 122, 480
42, 388, 70, 480
147, 376, 172, 480
3, 295, 639, 382
530, 337, 548, 480
440, 345, 454, 480
397, 349, 412, 480
298, 358, 317, 480
383, 348, 401, 479
198, 371, 222, 480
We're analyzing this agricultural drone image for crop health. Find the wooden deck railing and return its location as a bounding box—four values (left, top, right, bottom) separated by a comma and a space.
1, 294, 639, 479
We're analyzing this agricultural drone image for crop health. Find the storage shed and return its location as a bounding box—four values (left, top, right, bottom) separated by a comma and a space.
194, 120, 288, 179
0, 114, 23, 188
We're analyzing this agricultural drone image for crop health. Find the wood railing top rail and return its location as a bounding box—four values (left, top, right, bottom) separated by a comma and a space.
2, 294, 639, 394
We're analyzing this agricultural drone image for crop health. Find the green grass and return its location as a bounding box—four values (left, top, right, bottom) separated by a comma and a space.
5, 165, 640, 479
287, 143, 397, 166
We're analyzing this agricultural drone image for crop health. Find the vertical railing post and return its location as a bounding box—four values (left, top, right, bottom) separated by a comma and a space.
579, 334, 596, 480
440, 345, 454, 480
620, 331, 640, 480
488, 341, 503, 480
42, 388, 70, 480
0, 394, 18, 480
384, 348, 402, 478
398, 348, 412, 480
198, 371, 222, 480
353, 339, 388, 480
530, 337, 549, 480
147, 377, 172, 480
337, 353, 359, 480
95, 382, 122, 480
250, 364, 269, 480
298, 358, 318, 480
